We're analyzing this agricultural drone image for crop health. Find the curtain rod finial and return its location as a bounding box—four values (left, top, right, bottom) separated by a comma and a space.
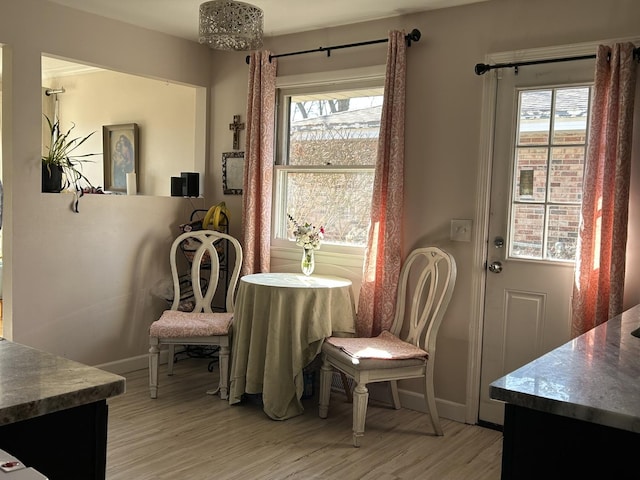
405, 29, 421, 46
475, 63, 490, 75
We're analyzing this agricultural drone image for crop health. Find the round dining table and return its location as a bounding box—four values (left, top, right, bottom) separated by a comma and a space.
229, 272, 356, 420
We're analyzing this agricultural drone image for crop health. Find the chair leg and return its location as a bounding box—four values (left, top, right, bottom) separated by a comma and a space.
206, 344, 229, 399
218, 345, 229, 400
352, 382, 369, 447
149, 339, 160, 399
167, 344, 176, 375
425, 364, 443, 435
390, 380, 401, 409
318, 358, 333, 419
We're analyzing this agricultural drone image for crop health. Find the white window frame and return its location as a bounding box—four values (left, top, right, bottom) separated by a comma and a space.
270, 66, 386, 261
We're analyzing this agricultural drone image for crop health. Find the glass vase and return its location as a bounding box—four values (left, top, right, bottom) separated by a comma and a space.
301, 247, 315, 276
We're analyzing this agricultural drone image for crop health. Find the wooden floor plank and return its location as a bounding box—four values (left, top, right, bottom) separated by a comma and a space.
106, 358, 502, 480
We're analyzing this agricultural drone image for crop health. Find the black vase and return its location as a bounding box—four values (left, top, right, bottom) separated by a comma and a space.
42, 164, 63, 193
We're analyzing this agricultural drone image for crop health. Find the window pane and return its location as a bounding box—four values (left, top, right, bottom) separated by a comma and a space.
509, 85, 589, 263
514, 147, 547, 202
285, 170, 374, 246
547, 205, 580, 261
518, 90, 551, 145
510, 204, 545, 259
288, 90, 383, 166
552, 87, 589, 145
276, 85, 382, 249
549, 146, 585, 203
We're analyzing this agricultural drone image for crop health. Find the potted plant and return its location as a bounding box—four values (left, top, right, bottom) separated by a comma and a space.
42, 115, 99, 195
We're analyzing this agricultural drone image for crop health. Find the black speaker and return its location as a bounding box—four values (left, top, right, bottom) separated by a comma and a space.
171, 177, 184, 197
181, 172, 199, 197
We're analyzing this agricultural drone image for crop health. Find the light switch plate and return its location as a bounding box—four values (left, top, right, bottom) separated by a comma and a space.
450, 219, 472, 242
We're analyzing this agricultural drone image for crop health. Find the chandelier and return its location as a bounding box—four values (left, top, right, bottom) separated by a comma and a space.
199, 0, 264, 51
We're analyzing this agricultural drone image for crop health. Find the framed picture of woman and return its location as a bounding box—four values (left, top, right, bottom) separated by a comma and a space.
103, 123, 139, 193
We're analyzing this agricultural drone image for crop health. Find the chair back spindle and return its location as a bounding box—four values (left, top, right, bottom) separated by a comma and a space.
169, 230, 243, 313
390, 247, 456, 355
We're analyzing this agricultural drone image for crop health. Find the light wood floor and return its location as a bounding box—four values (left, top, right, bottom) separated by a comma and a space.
106, 358, 503, 480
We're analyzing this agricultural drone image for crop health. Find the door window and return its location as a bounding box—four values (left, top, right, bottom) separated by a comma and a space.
510, 86, 591, 262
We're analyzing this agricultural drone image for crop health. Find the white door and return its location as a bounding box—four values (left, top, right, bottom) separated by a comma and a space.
478, 59, 595, 426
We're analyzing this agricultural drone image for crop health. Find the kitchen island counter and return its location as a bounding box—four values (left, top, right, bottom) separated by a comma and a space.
490, 305, 640, 479
491, 304, 640, 431
0, 338, 125, 479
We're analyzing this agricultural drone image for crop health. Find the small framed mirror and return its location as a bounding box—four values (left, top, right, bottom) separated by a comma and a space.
222, 151, 244, 195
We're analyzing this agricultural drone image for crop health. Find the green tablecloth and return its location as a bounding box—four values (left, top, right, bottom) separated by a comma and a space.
229, 273, 356, 420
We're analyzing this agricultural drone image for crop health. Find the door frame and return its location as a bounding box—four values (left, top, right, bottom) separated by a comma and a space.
466, 36, 640, 424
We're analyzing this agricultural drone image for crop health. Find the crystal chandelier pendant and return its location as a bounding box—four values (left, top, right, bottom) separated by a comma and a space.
199, 0, 264, 51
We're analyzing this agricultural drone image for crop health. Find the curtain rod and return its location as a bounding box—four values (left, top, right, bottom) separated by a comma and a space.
245, 28, 421, 65
475, 47, 640, 75
45, 87, 66, 96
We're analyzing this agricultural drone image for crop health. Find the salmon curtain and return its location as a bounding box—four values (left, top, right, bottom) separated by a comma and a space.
571, 43, 638, 337
356, 31, 407, 337
241, 51, 277, 276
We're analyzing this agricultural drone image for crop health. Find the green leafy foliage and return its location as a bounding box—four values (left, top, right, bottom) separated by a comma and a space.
42, 114, 99, 191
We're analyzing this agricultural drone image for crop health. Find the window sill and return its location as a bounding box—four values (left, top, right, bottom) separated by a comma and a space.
270, 243, 365, 267
270, 244, 365, 306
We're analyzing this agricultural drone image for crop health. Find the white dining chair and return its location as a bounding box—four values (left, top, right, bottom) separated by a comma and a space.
318, 246, 457, 447
148, 230, 242, 400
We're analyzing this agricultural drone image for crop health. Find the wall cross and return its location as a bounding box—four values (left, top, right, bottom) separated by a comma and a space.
229, 115, 245, 150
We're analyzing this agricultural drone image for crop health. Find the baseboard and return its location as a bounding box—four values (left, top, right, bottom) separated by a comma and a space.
95, 350, 170, 375
330, 372, 468, 424
477, 419, 503, 432
398, 388, 468, 423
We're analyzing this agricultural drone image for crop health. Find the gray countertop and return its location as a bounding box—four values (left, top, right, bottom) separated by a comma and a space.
490, 304, 640, 433
0, 339, 125, 426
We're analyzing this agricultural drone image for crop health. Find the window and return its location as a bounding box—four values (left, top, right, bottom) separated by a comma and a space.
509, 86, 591, 262
273, 83, 384, 249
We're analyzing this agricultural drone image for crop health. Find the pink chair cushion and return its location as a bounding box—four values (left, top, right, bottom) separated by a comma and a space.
149, 310, 233, 338
325, 331, 428, 360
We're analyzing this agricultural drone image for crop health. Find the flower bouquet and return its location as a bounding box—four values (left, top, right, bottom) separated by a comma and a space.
288, 214, 325, 275
288, 214, 324, 249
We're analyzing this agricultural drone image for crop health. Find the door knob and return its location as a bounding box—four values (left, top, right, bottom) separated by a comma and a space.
488, 261, 503, 274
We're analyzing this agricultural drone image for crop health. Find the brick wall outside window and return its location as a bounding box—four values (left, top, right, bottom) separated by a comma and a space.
512, 130, 585, 261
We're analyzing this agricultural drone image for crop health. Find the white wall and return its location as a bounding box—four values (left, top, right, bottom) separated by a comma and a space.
207, 0, 640, 414
0, 0, 212, 367
43, 67, 198, 197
